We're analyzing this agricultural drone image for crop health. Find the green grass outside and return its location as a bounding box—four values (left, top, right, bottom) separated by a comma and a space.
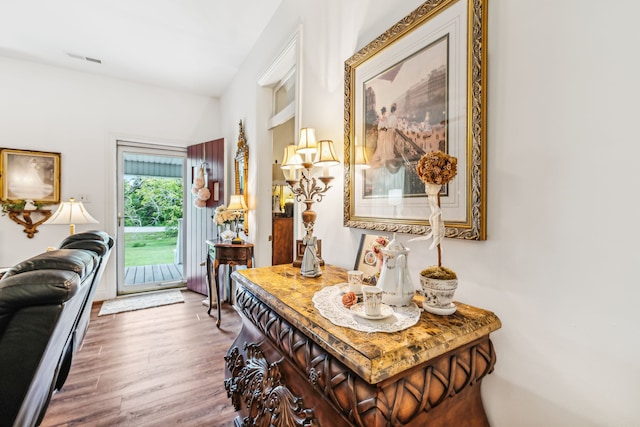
125, 232, 177, 267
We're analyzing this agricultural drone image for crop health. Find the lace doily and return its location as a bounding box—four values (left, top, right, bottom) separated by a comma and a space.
312, 285, 421, 333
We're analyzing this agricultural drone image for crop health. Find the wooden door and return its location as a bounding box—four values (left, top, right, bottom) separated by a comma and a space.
272, 216, 293, 265
185, 139, 224, 294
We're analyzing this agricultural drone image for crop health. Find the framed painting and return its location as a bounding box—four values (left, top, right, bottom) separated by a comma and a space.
354, 234, 388, 282
0, 148, 61, 204
344, 0, 487, 240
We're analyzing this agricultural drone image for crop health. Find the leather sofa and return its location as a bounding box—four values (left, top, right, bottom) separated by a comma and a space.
0, 231, 113, 427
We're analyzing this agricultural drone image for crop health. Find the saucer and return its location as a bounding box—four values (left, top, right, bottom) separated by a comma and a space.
423, 302, 457, 315
350, 303, 394, 320
338, 283, 363, 296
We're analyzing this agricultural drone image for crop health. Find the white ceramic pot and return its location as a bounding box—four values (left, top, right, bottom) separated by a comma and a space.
420, 275, 458, 315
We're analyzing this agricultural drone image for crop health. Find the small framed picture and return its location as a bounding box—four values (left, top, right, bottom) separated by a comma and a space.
354, 234, 388, 282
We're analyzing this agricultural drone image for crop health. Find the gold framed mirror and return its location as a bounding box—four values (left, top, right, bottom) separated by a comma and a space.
234, 120, 249, 233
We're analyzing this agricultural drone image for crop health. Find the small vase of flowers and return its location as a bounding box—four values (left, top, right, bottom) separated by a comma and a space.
415, 150, 459, 315
213, 205, 237, 241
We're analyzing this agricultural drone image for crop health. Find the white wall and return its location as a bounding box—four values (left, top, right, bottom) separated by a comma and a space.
0, 56, 220, 300
220, 0, 640, 425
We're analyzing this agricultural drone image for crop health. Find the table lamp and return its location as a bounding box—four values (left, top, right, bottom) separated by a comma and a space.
227, 194, 248, 244
45, 197, 98, 235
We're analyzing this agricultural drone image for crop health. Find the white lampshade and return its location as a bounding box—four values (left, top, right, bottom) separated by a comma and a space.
227, 194, 248, 212
45, 197, 98, 235
281, 145, 303, 169
313, 140, 340, 167
296, 128, 317, 155
281, 145, 303, 181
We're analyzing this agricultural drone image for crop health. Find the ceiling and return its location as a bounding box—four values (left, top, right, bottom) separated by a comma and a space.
0, 0, 283, 97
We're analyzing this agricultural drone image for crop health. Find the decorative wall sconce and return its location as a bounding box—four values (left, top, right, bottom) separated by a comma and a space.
7, 208, 52, 238
282, 128, 340, 277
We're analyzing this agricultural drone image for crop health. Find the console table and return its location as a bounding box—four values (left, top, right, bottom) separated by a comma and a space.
205, 240, 253, 327
225, 264, 501, 427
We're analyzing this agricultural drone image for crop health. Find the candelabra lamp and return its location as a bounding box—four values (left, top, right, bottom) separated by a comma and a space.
281, 128, 339, 277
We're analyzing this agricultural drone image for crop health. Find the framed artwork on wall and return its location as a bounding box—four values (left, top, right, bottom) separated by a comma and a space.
0, 148, 61, 204
343, 0, 487, 240
354, 234, 389, 283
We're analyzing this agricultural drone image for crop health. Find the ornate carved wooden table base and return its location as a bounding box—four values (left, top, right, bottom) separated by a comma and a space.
225, 265, 500, 427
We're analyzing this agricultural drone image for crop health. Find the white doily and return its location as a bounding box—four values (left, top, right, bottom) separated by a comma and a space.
312, 285, 421, 333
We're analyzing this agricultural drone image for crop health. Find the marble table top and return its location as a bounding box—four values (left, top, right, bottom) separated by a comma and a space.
233, 264, 501, 384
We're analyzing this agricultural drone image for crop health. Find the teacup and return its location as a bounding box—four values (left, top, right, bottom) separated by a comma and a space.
347, 270, 364, 294
362, 285, 382, 316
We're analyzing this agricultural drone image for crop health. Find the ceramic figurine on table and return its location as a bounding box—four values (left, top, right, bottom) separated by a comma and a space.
300, 226, 321, 278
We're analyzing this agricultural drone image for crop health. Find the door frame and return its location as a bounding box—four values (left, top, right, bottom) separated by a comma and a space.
256, 25, 302, 267
116, 141, 187, 295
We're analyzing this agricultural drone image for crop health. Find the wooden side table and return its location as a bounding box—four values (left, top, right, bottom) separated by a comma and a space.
205, 241, 253, 327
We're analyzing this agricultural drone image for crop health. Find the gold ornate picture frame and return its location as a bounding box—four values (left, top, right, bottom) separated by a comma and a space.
344, 0, 487, 240
0, 148, 61, 204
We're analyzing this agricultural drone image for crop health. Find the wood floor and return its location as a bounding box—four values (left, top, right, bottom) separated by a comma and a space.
41, 290, 241, 427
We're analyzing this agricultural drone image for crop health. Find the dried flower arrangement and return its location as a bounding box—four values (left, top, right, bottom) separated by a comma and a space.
415, 150, 458, 280
191, 164, 211, 208
416, 150, 458, 186
213, 205, 237, 225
